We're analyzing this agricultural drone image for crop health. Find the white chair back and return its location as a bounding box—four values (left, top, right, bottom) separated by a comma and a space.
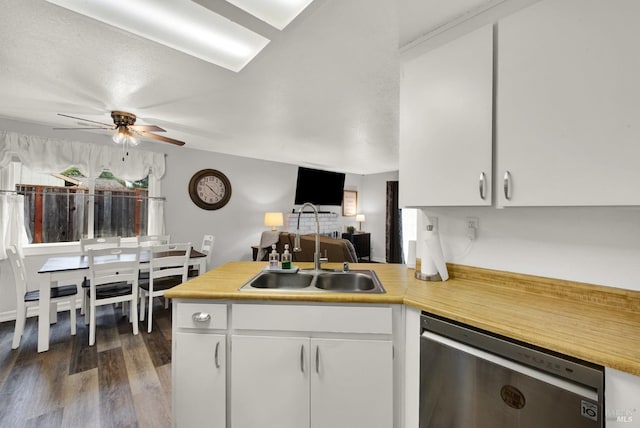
139, 243, 191, 333
200, 234, 215, 269
138, 234, 170, 247
7, 246, 27, 302
80, 236, 121, 253
87, 246, 141, 346
149, 243, 192, 284
88, 246, 141, 287
201, 235, 215, 254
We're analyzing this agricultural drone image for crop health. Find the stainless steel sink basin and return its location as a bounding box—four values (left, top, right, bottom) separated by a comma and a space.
315, 272, 378, 292
246, 271, 314, 289
239, 269, 385, 293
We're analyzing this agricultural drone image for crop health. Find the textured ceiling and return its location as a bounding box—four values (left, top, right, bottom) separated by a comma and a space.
0, 0, 491, 175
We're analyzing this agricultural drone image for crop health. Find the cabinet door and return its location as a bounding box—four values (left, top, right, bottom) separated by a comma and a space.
497, 0, 640, 206
310, 338, 393, 428
231, 335, 310, 428
399, 25, 493, 207
174, 332, 226, 427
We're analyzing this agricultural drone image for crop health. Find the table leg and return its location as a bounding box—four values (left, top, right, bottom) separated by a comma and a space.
38, 273, 52, 352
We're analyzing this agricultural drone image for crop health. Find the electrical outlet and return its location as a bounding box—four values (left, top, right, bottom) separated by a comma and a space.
466, 217, 478, 240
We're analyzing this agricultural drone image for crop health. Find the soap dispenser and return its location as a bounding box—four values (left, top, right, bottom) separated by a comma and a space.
281, 244, 292, 269
268, 244, 280, 269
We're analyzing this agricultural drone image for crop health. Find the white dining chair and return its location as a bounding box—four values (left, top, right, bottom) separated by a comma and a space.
138, 234, 170, 247
86, 246, 141, 346
80, 236, 121, 253
7, 245, 78, 349
200, 234, 215, 269
79, 236, 122, 316
189, 234, 214, 277
139, 243, 191, 333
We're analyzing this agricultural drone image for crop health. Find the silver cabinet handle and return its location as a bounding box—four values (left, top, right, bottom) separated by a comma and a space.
214, 341, 220, 368
192, 312, 211, 323
300, 345, 305, 373
315, 346, 320, 374
479, 172, 486, 200
503, 171, 512, 200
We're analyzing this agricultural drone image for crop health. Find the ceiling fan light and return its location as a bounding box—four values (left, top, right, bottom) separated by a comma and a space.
127, 134, 139, 146
112, 130, 126, 145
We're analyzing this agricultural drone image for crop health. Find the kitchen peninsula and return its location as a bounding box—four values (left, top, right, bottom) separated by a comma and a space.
166, 261, 640, 427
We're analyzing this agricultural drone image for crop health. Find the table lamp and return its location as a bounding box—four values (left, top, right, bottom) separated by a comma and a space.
356, 214, 366, 232
264, 212, 284, 231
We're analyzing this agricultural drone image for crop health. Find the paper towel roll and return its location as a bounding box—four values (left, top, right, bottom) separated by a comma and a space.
407, 240, 416, 268
420, 227, 438, 276
420, 225, 449, 281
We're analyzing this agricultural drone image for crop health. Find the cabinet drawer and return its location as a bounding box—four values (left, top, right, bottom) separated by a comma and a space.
232, 304, 392, 334
176, 302, 227, 330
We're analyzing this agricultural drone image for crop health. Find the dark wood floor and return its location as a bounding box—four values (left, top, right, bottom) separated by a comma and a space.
0, 300, 173, 428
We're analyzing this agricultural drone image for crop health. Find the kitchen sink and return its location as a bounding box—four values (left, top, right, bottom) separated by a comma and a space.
239, 269, 385, 294
246, 271, 314, 289
314, 272, 377, 291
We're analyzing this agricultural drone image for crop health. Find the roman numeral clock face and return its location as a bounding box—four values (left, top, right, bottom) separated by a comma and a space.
188, 169, 232, 210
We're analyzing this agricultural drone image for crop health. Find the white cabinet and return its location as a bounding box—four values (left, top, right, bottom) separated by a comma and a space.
174, 332, 226, 427
231, 335, 310, 428
496, 0, 640, 206
230, 335, 393, 428
605, 368, 640, 427
230, 303, 395, 428
311, 338, 393, 428
172, 302, 227, 428
399, 24, 493, 207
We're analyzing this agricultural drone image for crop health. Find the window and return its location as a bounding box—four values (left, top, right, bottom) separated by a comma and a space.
14, 163, 149, 243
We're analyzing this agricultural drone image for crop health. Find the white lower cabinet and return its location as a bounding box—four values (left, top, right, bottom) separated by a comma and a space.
231, 334, 393, 428
231, 335, 310, 428
310, 337, 393, 428
173, 301, 397, 428
174, 332, 226, 427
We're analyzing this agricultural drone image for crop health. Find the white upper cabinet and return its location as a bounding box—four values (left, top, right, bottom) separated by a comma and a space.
400, 25, 493, 207
496, 0, 640, 206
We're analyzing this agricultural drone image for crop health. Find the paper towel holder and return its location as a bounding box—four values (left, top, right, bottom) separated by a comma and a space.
415, 270, 442, 281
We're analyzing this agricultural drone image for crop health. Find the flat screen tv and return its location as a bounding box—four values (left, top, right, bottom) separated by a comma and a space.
294, 167, 345, 206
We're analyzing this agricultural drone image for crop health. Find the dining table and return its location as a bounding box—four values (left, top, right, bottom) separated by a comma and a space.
36, 248, 207, 352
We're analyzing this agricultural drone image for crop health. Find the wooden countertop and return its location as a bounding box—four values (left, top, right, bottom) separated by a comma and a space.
166, 261, 409, 304
166, 261, 640, 376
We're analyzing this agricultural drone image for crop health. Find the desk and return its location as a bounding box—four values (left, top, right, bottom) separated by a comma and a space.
36, 249, 206, 352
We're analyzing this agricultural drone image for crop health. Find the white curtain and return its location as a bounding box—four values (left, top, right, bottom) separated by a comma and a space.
148, 176, 165, 236
0, 130, 166, 257
0, 130, 165, 180
0, 193, 28, 259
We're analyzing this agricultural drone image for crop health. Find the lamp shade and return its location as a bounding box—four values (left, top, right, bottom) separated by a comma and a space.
355, 214, 366, 223
264, 212, 284, 231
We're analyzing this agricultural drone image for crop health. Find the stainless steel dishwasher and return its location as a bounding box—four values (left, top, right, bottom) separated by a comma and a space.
420, 312, 604, 428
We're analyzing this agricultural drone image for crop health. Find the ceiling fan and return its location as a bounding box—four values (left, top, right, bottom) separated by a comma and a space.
55, 111, 186, 146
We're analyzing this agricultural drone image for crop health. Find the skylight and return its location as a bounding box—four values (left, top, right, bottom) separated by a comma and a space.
45, 0, 270, 72
226, 0, 315, 30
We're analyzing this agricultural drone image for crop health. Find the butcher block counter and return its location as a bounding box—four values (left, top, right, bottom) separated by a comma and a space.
165, 261, 640, 376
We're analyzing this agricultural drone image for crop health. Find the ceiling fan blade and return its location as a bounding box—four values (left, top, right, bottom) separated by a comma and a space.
57, 113, 113, 127
129, 124, 166, 132
137, 130, 185, 146
53, 126, 113, 130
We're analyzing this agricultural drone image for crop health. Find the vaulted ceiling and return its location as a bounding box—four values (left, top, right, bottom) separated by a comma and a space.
0, 0, 494, 174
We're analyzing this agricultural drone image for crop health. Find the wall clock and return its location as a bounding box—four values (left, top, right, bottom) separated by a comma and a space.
188, 169, 232, 210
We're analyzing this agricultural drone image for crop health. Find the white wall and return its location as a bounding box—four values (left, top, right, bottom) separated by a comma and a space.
160, 144, 395, 266
418, 206, 640, 291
